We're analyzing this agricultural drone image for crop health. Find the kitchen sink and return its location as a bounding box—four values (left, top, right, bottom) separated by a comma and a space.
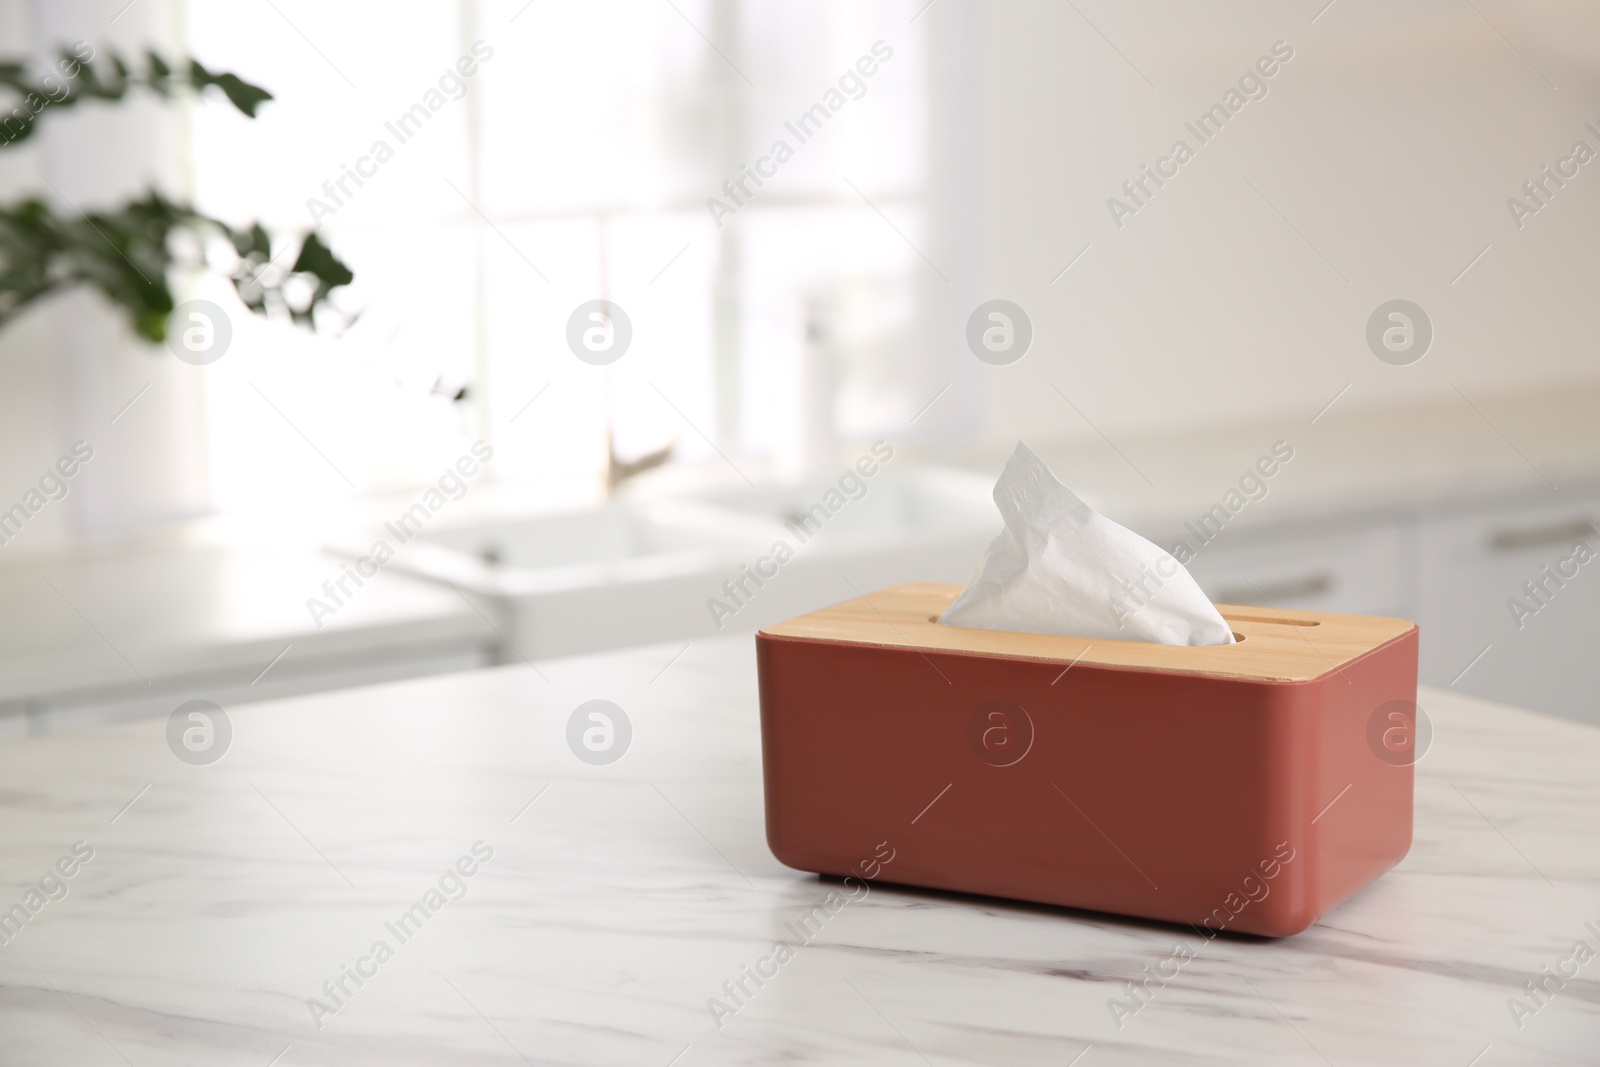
338, 468, 1000, 661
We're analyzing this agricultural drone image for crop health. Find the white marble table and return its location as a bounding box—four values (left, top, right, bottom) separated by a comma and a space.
1, 635, 1596, 1065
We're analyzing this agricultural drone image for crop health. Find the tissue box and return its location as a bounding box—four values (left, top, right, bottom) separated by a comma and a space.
756, 583, 1419, 937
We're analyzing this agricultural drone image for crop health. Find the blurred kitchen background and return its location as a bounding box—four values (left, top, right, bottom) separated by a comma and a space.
2, 0, 1598, 734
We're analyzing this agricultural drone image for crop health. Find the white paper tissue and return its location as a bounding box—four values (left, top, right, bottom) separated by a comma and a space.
939, 442, 1235, 646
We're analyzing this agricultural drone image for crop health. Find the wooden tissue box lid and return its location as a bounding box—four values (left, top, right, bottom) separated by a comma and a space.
759, 582, 1415, 683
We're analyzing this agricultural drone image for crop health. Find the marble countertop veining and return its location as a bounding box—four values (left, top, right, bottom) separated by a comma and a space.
0, 635, 1597, 1065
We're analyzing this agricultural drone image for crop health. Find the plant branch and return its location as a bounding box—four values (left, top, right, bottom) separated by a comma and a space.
0, 43, 272, 149
0, 45, 353, 346
0, 191, 354, 342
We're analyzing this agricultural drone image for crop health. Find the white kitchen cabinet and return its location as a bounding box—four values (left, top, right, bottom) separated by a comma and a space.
1176, 495, 1600, 725
1416, 494, 1600, 725
1181, 521, 1409, 618
0, 545, 496, 737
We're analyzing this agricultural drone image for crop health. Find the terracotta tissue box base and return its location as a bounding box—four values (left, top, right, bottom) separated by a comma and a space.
756, 583, 1420, 937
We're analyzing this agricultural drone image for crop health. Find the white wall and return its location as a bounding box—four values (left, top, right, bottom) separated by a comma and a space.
918, 0, 1600, 447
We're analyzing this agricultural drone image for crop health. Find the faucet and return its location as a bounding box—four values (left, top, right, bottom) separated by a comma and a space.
606, 428, 675, 492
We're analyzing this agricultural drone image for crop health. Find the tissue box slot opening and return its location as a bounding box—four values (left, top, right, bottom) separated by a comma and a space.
935, 612, 1248, 644
1220, 613, 1322, 627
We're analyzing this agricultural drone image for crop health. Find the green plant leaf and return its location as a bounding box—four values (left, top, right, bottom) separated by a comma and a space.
291, 232, 354, 288
191, 62, 274, 118
146, 50, 171, 86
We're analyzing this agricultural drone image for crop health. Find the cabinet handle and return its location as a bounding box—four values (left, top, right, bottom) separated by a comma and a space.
1488, 518, 1596, 552
1213, 572, 1332, 605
